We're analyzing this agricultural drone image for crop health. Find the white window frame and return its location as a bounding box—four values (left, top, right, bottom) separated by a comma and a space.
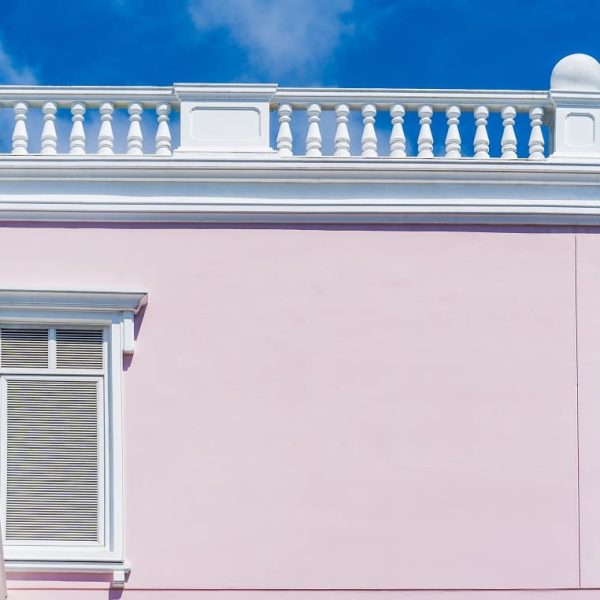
0, 289, 146, 584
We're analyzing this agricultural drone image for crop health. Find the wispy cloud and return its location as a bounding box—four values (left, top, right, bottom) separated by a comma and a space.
0, 39, 37, 84
188, 0, 353, 81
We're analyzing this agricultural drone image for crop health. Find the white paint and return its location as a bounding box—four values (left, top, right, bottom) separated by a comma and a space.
551, 53, 600, 91
501, 106, 517, 159
40, 102, 57, 156
334, 104, 351, 158
390, 105, 406, 158
174, 83, 276, 155
445, 106, 461, 159
69, 102, 86, 155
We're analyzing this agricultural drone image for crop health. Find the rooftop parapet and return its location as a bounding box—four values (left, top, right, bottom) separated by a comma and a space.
0, 53, 597, 162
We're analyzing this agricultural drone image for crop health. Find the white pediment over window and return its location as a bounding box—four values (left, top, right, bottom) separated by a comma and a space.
0, 289, 147, 355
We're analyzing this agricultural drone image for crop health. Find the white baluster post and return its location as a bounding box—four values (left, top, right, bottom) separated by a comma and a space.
417, 105, 434, 158
445, 105, 461, 158
361, 104, 377, 157
127, 102, 144, 155
389, 104, 406, 158
41, 101, 58, 155
529, 106, 545, 160
306, 103, 322, 157
98, 102, 114, 155
155, 103, 172, 156
501, 106, 517, 159
276, 103, 293, 157
70, 102, 86, 155
334, 104, 350, 157
473, 106, 490, 158
11, 102, 28, 155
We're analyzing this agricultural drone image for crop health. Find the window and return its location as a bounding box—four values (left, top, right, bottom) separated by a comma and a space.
0, 289, 146, 578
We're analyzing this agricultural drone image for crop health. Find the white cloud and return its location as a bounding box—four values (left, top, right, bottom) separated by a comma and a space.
0, 41, 37, 85
188, 0, 353, 80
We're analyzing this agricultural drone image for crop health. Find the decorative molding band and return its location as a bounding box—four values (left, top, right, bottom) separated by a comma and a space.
1, 157, 600, 224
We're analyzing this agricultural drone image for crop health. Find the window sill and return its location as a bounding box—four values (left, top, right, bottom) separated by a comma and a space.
5, 560, 131, 587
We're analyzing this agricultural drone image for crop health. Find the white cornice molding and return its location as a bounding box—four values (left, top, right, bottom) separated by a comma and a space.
0, 289, 147, 355
0, 157, 600, 224
0, 289, 147, 313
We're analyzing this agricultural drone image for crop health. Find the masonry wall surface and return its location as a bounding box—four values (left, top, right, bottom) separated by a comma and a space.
3, 224, 598, 599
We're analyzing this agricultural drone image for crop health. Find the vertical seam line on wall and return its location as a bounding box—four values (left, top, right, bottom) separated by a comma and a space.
575, 234, 582, 588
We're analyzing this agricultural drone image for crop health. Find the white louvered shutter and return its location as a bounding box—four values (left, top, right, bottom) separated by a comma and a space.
1, 328, 48, 368
56, 329, 104, 370
5, 378, 101, 542
1, 326, 105, 547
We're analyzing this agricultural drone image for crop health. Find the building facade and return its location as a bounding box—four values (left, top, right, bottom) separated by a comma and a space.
2, 53, 600, 600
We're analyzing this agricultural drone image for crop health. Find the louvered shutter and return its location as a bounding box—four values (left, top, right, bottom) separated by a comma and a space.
5, 378, 102, 542
1, 325, 106, 548
56, 329, 104, 369
1, 328, 48, 368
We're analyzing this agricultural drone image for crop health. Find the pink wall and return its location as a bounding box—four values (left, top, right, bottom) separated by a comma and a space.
4, 225, 599, 598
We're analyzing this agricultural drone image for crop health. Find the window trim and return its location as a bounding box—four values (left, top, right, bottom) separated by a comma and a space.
0, 289, 146, 581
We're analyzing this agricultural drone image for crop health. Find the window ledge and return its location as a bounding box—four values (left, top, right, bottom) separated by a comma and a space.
5, 560, 131, 587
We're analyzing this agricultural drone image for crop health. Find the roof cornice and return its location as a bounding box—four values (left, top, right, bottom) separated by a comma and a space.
0, 157, 600, 224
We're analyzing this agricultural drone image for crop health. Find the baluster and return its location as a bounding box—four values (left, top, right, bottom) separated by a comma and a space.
40, 101, 58, 155
529, 107, 545, 160
417, 105, 434, 158
276, 103, 293, 157
389, 104, 406, 158
445, 105, 461, 158
501, 106, 517, 159
126, 102, 144, 155
473, 106, 490, 158
70, 102, 86, 155
361, 104, 377, 157
155, 103, 172, 156
98, 102, 114, 155
305, 103, 322, 157
11, 101, 28, 155
334, 104, 350, 157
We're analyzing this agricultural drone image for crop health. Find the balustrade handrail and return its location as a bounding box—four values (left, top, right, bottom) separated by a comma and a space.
0, 85, 176, 108
0, 84, 552, 110
274, 88, 551, 111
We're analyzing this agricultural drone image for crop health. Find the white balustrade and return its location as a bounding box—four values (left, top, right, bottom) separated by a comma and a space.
445, 106, 461, 158
528, 106, 545, 160
417, 105, 434, 158
98, 102, 114, 155
501, 106, 517, 159
473, 106, 490, 159
334, 104, 351, 158
127, 103, 144, 155
276, 103, 293, 157
0, 84, 556, 159
361, 104, 377, 158
155, 103, 172, 156
41, 102, 58, 155
389, 104, 406, 158
12, 102, 28, 155
305, 104, 322, 157
70, 102, 86, 155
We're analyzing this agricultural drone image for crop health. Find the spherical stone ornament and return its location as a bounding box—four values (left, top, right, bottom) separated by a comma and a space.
551, 53, 600, 91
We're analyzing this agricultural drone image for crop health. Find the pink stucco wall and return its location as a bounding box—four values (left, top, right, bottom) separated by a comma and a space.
5, 225, 600, 598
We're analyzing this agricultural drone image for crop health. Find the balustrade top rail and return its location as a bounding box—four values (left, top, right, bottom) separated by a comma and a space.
0, 53, 598, 161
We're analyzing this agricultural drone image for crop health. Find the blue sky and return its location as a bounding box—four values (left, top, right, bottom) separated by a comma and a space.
0, 0, 598, 90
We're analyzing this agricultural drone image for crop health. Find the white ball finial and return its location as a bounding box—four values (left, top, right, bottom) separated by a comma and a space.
551, 53, 600, 91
